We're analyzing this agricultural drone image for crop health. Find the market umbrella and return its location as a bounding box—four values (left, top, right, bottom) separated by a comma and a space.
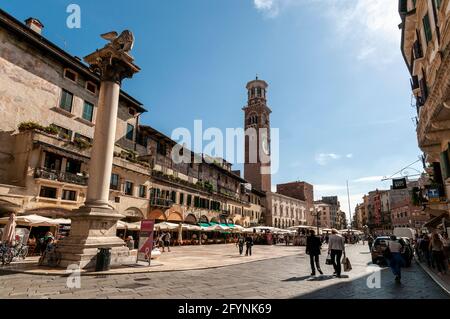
0, 214, 59, 227
154, 222, 179, 231
1, 213, 16, 245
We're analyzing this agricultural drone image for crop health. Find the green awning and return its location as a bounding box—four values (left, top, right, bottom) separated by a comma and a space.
198, 223, 211, 228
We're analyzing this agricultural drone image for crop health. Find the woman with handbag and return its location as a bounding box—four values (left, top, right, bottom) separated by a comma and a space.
386, 235, 405, 283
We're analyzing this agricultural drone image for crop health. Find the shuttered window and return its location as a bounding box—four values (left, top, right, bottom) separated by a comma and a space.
60, 90, 73, 112
82, 101, 94, 122
423, 13, 432, 43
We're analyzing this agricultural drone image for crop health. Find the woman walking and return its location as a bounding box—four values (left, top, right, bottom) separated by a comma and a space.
306, 230, 323, 276
429, 233, 447, 275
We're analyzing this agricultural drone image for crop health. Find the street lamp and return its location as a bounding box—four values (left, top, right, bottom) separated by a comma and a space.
310, 207, 320, 235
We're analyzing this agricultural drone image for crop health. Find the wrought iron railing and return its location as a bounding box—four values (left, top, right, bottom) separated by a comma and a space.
34, 168, 88, 186
150, 197, 174, 208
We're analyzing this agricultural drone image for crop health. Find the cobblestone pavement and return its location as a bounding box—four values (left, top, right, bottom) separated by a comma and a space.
0, 244, 448, 299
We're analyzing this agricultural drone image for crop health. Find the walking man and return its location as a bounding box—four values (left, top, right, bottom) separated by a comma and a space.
367, 235, 374, 252
236, 234, 245, 256
159, 232, 171, 253
245, 234, 254, 256
328, 229, 346, 278
387, 235, 405, 283
306, 230, 323, 276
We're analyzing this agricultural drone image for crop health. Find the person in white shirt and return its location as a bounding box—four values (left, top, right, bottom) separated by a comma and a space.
386, 235, 405, 283
328, 229, 346, 278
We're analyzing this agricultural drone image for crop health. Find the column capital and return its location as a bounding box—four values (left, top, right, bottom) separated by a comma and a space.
84, 32, 140, 84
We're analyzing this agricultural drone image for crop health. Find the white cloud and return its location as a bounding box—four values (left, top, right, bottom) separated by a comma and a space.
252, 0, 401, 64
254, 0, 274, 10
253, 0, 280, 17
325, 0, 401, 64
353, 176, 384, 183
315, 153, 340, 165
315, 153, 353, 166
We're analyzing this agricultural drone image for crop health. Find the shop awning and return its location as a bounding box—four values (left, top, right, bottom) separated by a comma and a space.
117, 220, 141, 231
423, 213, 450, 229
424, 208, 449, 218
0, 214, 60, 227
154, 222, 179, 231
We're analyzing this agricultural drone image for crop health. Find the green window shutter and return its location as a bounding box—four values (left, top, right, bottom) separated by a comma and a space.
82, 102, 94, 122
60, 90, 73, 112
126, 123, 134, 140
423, 13, 433, 43
440, 150, 450, 179
435, 0, 442, 9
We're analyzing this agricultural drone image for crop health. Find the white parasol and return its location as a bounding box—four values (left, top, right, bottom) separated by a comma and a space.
154, 222, 179, 231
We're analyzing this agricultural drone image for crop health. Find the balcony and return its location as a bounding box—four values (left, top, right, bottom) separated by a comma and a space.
220, 210, 231, 217
150, 197, 174, 208
34, 168, 88, 186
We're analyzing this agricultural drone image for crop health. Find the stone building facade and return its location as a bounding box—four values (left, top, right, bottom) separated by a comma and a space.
140, 125, 263, 227
267, 192, 307, 229
276, 181, 314, 224
399, 0, 450, 219
0, 9, 150, 221
313, 202, 332, 229
0, 9, 265, 226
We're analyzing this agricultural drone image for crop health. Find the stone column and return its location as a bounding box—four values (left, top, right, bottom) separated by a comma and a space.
58, 31, 140, 269
85, 81, 121, 208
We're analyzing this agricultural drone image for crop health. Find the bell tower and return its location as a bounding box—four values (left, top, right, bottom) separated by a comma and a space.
243, 77, 272, 193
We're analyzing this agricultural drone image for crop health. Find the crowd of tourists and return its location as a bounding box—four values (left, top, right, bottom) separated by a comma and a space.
414, 232, 450, 275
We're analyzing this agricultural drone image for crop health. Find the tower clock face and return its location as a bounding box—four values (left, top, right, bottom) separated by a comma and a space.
262, 132, 270, 155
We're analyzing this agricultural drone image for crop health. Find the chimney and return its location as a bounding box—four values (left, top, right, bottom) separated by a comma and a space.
25, 18, 44, 35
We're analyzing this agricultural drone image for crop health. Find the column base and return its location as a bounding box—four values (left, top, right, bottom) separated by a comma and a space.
57, 206, 135, 270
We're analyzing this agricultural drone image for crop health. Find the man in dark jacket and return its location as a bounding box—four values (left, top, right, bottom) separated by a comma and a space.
245, 235, 254, 256
306, 230, 323, 276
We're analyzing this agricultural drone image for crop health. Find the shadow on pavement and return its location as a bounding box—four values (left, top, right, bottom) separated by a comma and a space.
283, 274, 347, 282
291, 266, 449, 299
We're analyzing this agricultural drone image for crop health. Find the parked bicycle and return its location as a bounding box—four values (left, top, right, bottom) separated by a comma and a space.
11, 243, 29, 261
0, 243, 14, 265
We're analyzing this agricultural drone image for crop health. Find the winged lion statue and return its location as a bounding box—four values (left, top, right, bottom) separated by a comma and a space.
100, 30, 135, 53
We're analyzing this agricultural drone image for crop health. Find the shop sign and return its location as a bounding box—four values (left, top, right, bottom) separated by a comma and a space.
137, 219, 155, 265
392, 178, 407, 190
428, 188, 440, 203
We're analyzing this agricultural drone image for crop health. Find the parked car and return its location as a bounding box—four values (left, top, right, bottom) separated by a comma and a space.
371, 236, 413, 267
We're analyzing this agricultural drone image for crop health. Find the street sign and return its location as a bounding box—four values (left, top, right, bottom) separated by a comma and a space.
428, 188, 440, 203
137, 219, 155, 265
392, 178, 407, 190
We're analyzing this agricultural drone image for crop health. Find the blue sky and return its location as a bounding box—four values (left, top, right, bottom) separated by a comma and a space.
1, 0, 423, 220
